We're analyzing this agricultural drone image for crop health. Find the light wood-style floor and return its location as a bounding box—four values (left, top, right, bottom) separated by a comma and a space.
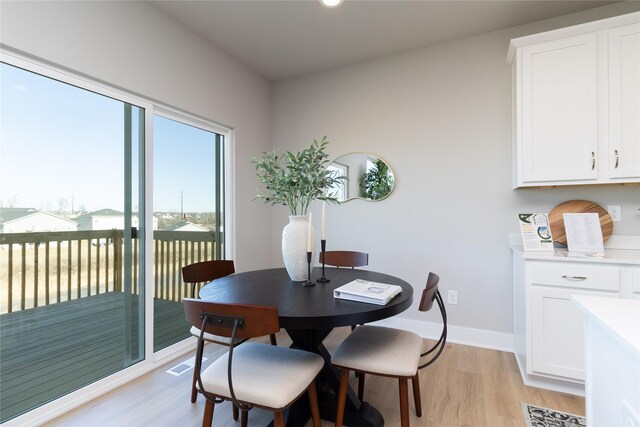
45, 327, 584, 427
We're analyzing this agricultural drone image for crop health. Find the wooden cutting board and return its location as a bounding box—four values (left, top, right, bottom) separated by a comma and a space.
548, 200, 613, 245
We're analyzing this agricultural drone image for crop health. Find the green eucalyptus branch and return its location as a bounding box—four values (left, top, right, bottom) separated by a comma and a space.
251, 136, 347, 215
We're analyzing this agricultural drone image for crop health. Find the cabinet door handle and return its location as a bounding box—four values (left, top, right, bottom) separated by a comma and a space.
591, 152, 596, 171
561, 275, 587, 281
615, 149, 619, 169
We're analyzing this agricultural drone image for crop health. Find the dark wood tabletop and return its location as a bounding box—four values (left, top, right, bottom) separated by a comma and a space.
199, 267, 413, 330
199, 267, 413, 427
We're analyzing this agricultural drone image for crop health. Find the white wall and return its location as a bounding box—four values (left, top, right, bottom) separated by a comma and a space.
271, 3, 640, 336
0, 1, 274, 271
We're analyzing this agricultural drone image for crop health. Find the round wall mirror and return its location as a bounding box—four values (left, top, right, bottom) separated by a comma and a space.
326, 153, 395, 202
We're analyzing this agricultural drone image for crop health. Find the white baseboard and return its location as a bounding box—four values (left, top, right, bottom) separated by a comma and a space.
369, 316, 515, 352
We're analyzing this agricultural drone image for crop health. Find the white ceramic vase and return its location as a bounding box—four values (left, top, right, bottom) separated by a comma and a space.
282, 215, 315, 282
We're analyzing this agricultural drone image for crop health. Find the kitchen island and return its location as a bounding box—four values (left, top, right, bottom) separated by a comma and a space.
573, 295, 640, 426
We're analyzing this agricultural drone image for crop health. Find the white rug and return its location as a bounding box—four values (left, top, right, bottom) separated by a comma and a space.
521, 402, 587, 427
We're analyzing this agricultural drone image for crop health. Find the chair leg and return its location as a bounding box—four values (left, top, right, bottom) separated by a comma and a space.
350, 324, 359, 379
307, 380, 321, 427
202, 400, 215, 427
274, 411, 286, 427
269, 333, 278, 346
335, 368, 350, 427
351, 327, 359, 378
191, 367, 198, 403
232, 404, 239, 421
399, 378, 410, 427
358, 372, 366, 401
412, 373, 422, 417
192, 341, 205, 403
241, 409, 248, 427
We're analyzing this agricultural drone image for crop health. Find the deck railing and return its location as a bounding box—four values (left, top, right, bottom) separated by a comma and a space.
0, 229, 218, 314
154, 230, 220, 302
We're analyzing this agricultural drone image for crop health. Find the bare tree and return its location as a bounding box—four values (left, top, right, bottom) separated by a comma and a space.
3, 194, 20, 207
57, 197, 69, 213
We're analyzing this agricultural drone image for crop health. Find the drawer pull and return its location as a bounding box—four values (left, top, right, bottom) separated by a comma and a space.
561, 275, 587, 281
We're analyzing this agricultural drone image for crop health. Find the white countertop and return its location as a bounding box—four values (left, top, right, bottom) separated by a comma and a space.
572, 295, 640, 356
511, 246, 640, 265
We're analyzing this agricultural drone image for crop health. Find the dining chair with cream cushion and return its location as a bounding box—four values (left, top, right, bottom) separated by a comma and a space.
331, 272, 447, 427
182, 260, 278, 407
183, 299, 324, 427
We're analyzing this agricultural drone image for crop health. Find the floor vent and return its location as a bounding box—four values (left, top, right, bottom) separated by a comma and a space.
165, 356, 207, 377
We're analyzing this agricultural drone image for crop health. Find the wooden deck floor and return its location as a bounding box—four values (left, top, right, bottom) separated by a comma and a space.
0, 293, 190, 422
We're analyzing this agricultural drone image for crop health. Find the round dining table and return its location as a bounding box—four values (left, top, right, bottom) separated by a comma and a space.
199, 267, 413, 427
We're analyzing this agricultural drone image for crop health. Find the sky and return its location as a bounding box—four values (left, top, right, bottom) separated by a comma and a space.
0, 62, 219, 214
154, 116, 218, 213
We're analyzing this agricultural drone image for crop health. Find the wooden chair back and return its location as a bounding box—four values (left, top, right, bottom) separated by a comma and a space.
182, 260, 235, 284
182, 260, 235, 298
183, 298, 279, 341
320, 251, 368, 268
417, 272, 447, 369
418, 272, 440, 312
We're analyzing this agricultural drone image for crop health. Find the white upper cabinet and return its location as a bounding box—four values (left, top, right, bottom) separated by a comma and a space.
520, 34, 599, 183
509, 13, 640, 188
608, 24, 640, 180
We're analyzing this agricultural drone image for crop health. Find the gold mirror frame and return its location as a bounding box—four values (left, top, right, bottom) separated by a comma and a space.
326, 152, 395, 202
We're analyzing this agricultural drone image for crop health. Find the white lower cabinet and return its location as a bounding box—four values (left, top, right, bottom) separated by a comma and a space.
512, 248, 639, 394
530, 285, 618, 380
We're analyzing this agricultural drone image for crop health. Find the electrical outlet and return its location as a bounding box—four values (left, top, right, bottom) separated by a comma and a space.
607, 205, 622, 221
447, 290, 458, 305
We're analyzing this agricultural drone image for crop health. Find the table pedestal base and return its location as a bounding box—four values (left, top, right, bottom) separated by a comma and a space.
277, 394, 383, 427
282, 328, 384, 427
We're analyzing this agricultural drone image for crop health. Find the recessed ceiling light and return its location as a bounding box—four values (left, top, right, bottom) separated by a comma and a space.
320, 0, 344, 8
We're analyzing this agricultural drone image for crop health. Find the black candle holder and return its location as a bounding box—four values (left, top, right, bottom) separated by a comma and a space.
317, 239, 330, 283
302, 251, 315, 287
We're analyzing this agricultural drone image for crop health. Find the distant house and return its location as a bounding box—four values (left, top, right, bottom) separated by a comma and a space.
0, 208, 77, 233
163, 220, 209, 232
76, 209, 158, 231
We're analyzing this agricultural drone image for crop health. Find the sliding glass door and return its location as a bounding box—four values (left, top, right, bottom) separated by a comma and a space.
152, 114, 225, 352
0, 62, 145, 421
0, 50, 232, 423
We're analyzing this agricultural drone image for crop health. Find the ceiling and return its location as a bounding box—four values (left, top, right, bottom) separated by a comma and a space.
151, 0, 618, 81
